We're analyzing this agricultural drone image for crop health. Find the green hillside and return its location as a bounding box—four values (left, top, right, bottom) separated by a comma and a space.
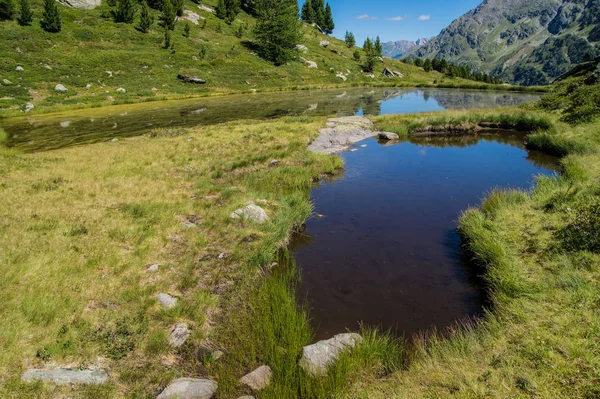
0, 0, 487, 116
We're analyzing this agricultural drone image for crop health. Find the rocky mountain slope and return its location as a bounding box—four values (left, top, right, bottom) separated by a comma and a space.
382, 38, 428, 59
404, 0, 600, 85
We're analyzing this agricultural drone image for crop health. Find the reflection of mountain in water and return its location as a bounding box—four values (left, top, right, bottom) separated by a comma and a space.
4, 88, 539, 152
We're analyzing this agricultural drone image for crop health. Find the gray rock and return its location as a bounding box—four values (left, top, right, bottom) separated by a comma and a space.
157, 293, 178, 309
378, 132, 399, 140
299, 333, 362, 375
157, 378, 218, 399
336, 72, 347, 81
179, 9, 202, 25
86, 83, 92, 88
305, 60, 318, 68
111, 138, 119, 143
147, 263, 160, 272
230, 204, 269, 224
320, 40, 330, 47
198, 4, 214, 12
24, 102, 34, 112
212, 350, 224, 360
238, 396, 255, 399
105, 70, 113, 77
16, 66, 24, 71
169, 323, 190, 347
382, 67, 394, 78
239, 365, 272, 391
178, 74, 206, 84
2, 79, 12, 85
54, 84, 68, 92
57, 0, 101, 8
268, 159, 279, 166
307, 116, 377, 154
116, 87, 126, 93
60, 121, 71, 128
21, 368, 109, 385
296, 44, 308, 53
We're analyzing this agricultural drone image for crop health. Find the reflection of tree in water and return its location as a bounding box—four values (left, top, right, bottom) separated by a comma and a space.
429, 90, 540, 109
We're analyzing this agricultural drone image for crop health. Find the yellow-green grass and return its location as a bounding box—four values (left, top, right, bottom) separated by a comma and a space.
0, 0, 532, 117
350, 111, 600, 398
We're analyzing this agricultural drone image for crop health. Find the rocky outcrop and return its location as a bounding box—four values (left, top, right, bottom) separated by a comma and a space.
157, 378, 217, 399
230, 204, 269, 224
299, 333, 362, 375
239, 365, 272, 390
307, 117, 378, 154
57, 0, 101, 9
21, 368, 109, 385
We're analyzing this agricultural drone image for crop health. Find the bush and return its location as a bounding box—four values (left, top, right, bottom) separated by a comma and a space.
136, 1, 153, 33
113, 0, 136, 23
0, 0, 16, 20
557, 200, 600, 253
17, 0, 32, 25
40, 0, 61, 32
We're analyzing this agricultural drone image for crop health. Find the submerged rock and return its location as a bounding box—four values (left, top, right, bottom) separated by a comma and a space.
378, 132, 399, 140
157, 378, 218, 399
299, 333, 362, 375
230, 204, 269, 224
21, 368, 109, 385
239, 365, 272, 391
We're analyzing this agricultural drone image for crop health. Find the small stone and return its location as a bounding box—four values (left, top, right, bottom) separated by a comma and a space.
269, 159, 279, 166
304, 60, 318, 68
157, 378, 217, 399
320, 40, 330, 47
177, 74, 206, 84
296, 44, 308, 53
378, 132, 399, 140
336, 72, 347, 81
105, 71, 113, 77
116, 87, 126, 93
239, 365, 272, 391
60, 121, 71, 128
299, 333, 362, 375
24, 102, 34, 112
111, 138, 119, 143
16, 66, 24, 71
44, 65, 52, 69
218, 253, 226, 259
147, 263, 160, 272
151, 87, 158, 91
3, 79, 12, 85
157, 293, 178, 309
192, 56, 199, 61
21, 368, 109, 385
54, 84, 68, 92
168, 323, 190, 347
230, 204, 269, 224
86, 83, 92, 88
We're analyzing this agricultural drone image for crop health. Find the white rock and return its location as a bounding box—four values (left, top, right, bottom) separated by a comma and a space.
24, 102, 34, 112
336, 72, 347, 81
299, 333, 362, 375
86, 83, 92, 88
305, 60, 318, 68
57, 0, 101, 9
151, 87, 158, 91
116, 87, 126, 93
179, 9, 203, 25
3, 79, 12, 85
239, 365, 272, 391
198, 4, 214, 13
296, 44, 308, 53
230, 204, 269, 224
21, 368, 108, 385
60, 121, 71, 128
44, 65, 53, 69
157, 378, 217, 399
378, 132, 400, 140
146, 263, 160, 272
169, 323, 190, 347
157, 293, 178, 309
111, 138, 119, 143
320, 40, 330, 47
105, 71, 113, 77
54, 84, 68, 92
16, 66, 24, 71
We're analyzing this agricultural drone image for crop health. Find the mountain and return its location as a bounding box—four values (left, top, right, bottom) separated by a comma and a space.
382, 38, 428, 59
404, 0, 600, 85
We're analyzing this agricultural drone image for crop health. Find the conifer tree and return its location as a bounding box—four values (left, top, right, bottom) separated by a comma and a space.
353, 48, 361, 61
423, 58, 432, 72
344, 31, 355, 48
311, 0, 324, 28
137, 0, 153, 32
253, 0, 300, 65
414, 58, 423, 67
225, 0, 239, 23
374, 35, 382, 56
362, 37, 377, 72
158, 0, 176, 30
163, 26, 171, 48
17, 0, 32, 25
40, 0, 61, 32
172, 0, 183, 16
300, 0, 314, 22
323, 2, 333, 34
183, 21, 190, 37
113, 0, 136, 23
0, 0, 15, 20
215, 0, 226, 19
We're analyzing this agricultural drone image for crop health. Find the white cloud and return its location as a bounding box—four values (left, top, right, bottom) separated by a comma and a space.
356, 14, 377, 20
386, 16, 405, 21
418, 15, 431, 21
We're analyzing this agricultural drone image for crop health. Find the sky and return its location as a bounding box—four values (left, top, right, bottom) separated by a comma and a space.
298, 0, 482, 43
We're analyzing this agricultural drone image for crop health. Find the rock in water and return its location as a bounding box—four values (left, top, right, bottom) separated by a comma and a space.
57, 0, 101, 8
54, 84, 68, 92
378, 132, 400, 140
157, 378, 218, 399
177, 74, 206, 84
169, 323, 190, 347
21, 368, 109, 385
239, 365, 272, 390
157, 293, 178, 309
299, 333, 362, 375
230, 204, 269, 224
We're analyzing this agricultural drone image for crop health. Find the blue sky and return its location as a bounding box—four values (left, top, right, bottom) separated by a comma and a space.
298, 0, 482, 43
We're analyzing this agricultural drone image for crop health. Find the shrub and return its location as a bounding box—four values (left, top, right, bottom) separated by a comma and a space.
0, 0, 15, 20
40, 0, 61, 32
113, 0, 136, 23
136, 1, 153, 33
17, 0, 32, 25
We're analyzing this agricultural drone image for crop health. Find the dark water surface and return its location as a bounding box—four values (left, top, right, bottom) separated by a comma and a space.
2, 87, 538, 152
291, 132, 558, 341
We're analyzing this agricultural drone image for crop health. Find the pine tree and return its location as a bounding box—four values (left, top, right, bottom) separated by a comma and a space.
362, 37, 377, 72
253, 0, 300, 65
344, 30, 355, 48
300, 0, 313, 22
423, 58, 432, 72
215, 0, 226, 19
163, 26, 171, 48
414, 58, 423, 67
113, 0, 136, 23
137, 1, 153, 32
353, 48, 361, 61
158, 0, 176, 30
0, 0, 15, 20
225, 0, 239, 23
172, 0, 183, 16
183, 21, 190, 37
311, 0, 324, 28
40, 0, 61, 32
374, 35, 382, 56
17, 0, 32, 25
323, 2, 333, 34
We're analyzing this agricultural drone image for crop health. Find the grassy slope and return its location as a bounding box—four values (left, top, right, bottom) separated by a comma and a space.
0, 0, 496, 117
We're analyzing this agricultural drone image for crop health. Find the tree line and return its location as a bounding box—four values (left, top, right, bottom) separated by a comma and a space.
411, 57, 503, 84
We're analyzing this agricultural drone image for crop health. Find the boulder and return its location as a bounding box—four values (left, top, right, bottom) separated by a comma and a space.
320, 40, 330, 47
54, 84, 68, 92
169, 323, 190, 347
147, 263, 160, 272
336, 72, 347, 81
24, 102, 34, 112
239, 365, 272, 391
382, 67, 394, 78
299, 333, 362, 375
116, 87, 126, 93
57, 0, 101, 8
16, 66, 24, 71
157, 378, 218, 399
230, 204, 269, 224
21, 368, 108, 385
295, 44, 308, 53
2, 79, 12, 85
378, 132, 400, 140
178, 74, 206, 84
157, 293, 178, 309
305, 60, 318, 69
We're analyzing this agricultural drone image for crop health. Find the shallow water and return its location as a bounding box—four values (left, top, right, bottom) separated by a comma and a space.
2, 88, 539, 152
290, 132, 558, 341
